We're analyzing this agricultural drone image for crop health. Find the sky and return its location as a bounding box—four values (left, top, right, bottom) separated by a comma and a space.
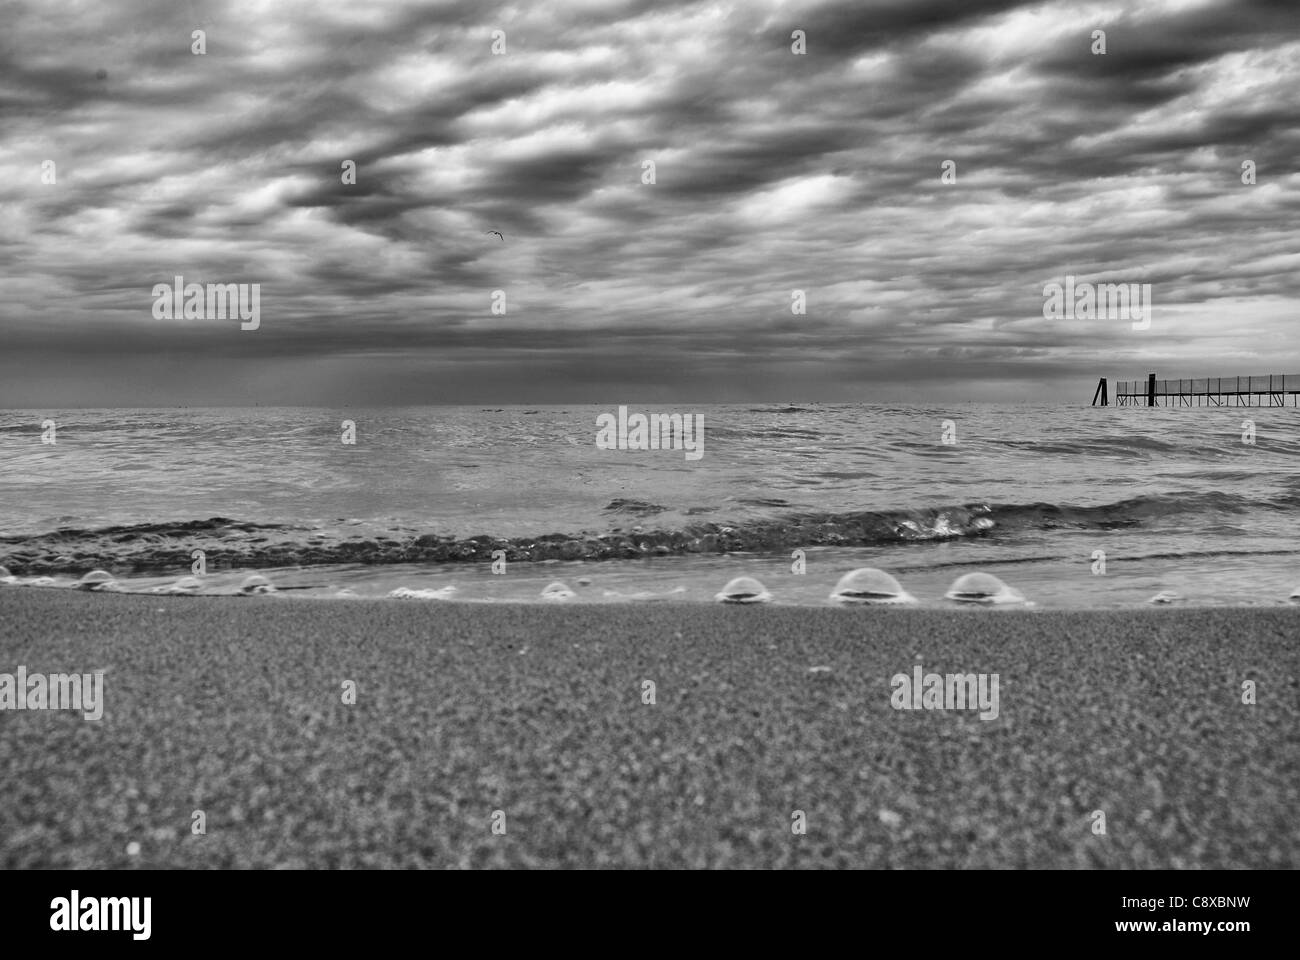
1, 0, 1298, 406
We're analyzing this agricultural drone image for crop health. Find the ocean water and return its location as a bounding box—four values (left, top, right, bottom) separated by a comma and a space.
2, 403, 1298, 609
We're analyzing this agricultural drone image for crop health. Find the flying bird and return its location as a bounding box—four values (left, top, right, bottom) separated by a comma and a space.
486, 231, 504, 241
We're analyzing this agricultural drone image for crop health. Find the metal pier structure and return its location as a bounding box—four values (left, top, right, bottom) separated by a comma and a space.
1092, 374, 1300, 407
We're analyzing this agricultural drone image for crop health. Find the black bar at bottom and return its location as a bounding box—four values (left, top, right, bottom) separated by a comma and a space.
0, 868, 1287, 949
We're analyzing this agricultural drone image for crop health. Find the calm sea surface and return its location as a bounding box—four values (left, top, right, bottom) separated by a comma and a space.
2, 404, 1298, 608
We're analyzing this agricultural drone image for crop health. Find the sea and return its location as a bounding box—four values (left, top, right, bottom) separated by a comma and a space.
2, 403, 1298, 609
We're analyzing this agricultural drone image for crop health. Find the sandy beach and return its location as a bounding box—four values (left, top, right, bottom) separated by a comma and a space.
1, 589, 1296, 869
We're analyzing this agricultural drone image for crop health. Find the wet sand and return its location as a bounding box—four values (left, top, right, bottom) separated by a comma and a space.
1, 589, 1296, 868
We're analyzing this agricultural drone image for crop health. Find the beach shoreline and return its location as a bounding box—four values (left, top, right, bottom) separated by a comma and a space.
2, 590, 1296, 868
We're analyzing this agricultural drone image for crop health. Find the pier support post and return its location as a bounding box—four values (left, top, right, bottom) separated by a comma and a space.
1092, 377, 1108, 406
1147, 373, 1156, 407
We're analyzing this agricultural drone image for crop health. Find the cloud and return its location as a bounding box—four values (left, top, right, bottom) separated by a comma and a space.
1, 0, 1298, 405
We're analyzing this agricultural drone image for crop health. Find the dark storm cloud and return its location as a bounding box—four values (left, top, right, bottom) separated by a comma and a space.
1, 0, 1299, 406
787, 0, 1037, 56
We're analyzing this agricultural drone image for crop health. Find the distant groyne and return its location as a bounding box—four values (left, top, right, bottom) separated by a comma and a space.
1092, 375, 1300, 406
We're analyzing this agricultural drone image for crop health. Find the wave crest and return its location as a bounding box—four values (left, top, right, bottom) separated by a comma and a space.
0, 491, 1280, 574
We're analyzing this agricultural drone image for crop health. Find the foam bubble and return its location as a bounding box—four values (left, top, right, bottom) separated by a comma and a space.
541, 581, 576, 600
715, 576, 772, 604
389, 585, 458, 600
829, 568, 915, 605
944, 571, 1024, 605
238, 574, 277, 596
75, 570, 120, 592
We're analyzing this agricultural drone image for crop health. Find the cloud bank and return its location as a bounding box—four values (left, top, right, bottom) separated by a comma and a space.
2, 0, 1298, 405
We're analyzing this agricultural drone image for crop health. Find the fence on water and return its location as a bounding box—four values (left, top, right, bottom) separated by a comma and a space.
1091, 374, 1300, 406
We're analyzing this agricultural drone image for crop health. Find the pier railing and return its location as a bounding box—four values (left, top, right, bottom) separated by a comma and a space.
1103, 374, 1300, 406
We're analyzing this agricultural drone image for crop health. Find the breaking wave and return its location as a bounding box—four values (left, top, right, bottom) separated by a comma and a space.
0, 491, 1284, 575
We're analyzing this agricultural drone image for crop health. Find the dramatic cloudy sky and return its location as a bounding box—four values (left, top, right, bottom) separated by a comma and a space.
2, 0, 1298, 405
